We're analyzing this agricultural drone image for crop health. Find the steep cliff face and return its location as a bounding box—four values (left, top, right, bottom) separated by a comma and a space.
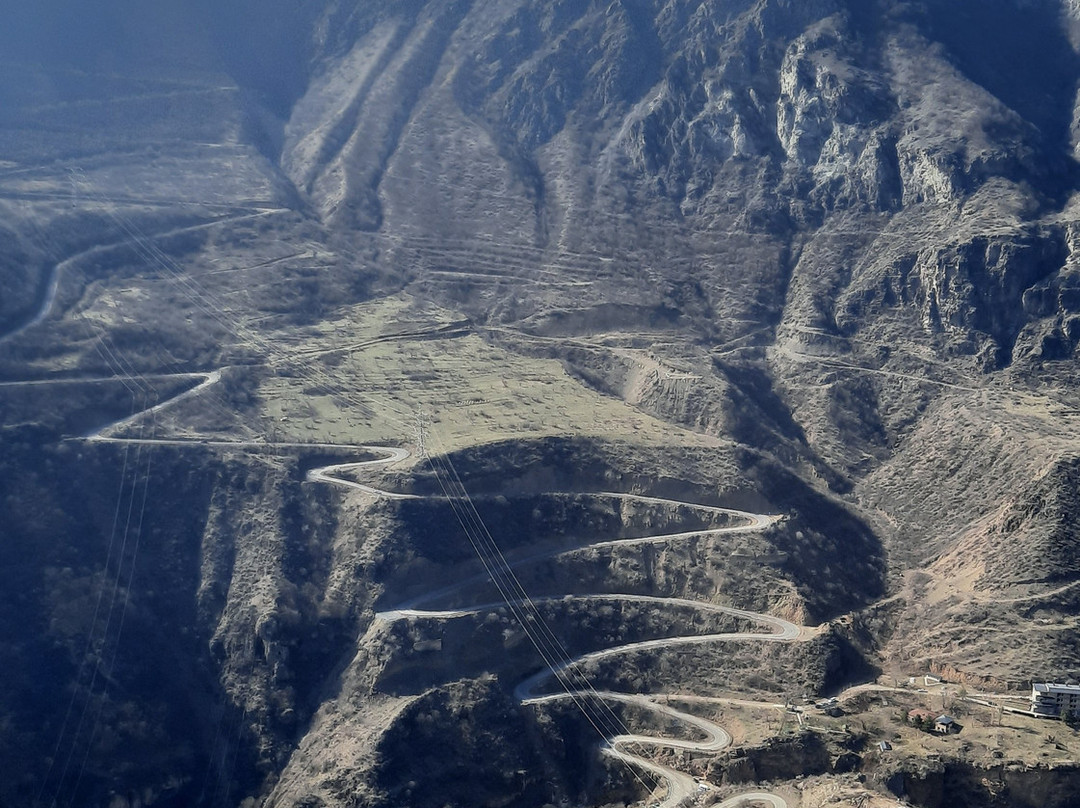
835, 228, 1070, 367
273, 0, 1080, 371
5, 1, 1080, 806
883, 759, 1080, 808
708, 732, 833, 785
0, 430, 227, 808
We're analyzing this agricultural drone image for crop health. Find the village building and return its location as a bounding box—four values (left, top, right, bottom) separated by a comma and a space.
1030, 683, 1080, 717
934, 715, 959, 734
907, 708, 935, 724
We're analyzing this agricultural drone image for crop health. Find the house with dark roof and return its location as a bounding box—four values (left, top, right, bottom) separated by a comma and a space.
935, 715, 959, 734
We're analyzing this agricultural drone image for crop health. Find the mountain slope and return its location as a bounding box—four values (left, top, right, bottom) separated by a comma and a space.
3, 1, 1080, 807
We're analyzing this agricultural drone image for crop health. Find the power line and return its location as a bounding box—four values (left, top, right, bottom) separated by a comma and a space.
75, 177, 665, 795
31, 168, 831, 803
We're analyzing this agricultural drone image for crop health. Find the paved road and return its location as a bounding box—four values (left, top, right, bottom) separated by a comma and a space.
87, 370, 221, 441
375, 499, 783, 609
311, 453, 797, 808
0, 372, 217, 387
1, 209, 287, 344
363, 489, 796, 808
77, 368, 794, 808
515, 606, 800, 705
714, 792, 787, 808
306, 450, 416, 499
81, 371, 414, 460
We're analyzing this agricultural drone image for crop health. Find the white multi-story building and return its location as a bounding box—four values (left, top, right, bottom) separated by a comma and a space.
1030, 683, 1080, 717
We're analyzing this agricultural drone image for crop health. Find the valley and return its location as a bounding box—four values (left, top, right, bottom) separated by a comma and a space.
3, 1, 1080, 807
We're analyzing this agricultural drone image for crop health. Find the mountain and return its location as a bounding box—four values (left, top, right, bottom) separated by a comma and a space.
2, 1, 1080, 807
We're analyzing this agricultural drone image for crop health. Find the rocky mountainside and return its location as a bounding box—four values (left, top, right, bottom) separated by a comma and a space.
3, 1, 1080, 807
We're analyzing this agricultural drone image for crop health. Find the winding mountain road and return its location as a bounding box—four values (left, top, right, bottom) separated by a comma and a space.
313, 451, 801, 808
86, 370, 222, 441
73, 368, 800, 808
305, 451, 416, 499
0, 207, 288, 345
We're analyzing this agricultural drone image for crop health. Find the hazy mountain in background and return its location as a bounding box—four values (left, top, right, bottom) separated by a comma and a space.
3, 1, 1080, 807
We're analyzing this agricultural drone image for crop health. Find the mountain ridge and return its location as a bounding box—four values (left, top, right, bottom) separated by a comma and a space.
3, 1, 1080, 806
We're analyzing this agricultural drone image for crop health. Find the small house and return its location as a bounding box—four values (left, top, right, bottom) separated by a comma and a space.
935, 715, 959, 734
907, 708, 935, 724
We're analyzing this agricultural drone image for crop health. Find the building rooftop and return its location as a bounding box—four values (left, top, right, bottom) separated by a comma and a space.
1033, 683, 1080, 694
907, 708, 936, 722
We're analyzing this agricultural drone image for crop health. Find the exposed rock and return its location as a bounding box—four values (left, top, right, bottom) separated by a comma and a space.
708, 732, 831, 785
880, 758, 1080, 808
5, 1, 1080, 806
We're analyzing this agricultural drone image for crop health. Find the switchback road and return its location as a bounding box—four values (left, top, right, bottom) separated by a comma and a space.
77, 367, 799, 808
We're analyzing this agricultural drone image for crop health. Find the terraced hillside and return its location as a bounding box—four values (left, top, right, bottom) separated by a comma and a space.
3, 1, 1080, 807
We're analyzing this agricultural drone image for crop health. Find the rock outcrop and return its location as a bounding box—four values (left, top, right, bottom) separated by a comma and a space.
5, 1, 1080, 807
